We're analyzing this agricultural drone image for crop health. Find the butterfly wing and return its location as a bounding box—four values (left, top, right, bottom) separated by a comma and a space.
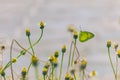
79, 31, 94, 42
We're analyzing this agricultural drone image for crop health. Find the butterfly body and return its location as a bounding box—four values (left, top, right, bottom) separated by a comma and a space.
79, 31, 94, 42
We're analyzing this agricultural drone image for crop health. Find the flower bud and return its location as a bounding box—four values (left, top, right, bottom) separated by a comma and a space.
20, 50, 26, 55
107, 40, 111, 48
80, 59, 87, 70
21, 67, 27, 78
31, 55, 39, 66
114, 42, 118, 51
25, 28, 30, 37
70, 76, 74, 80
89, 70, 97, 77
62, 45, 66, 53
117, 50, 120, 58
54, 50, 59, 58
65, 72, 70, 80
40, 21, 45, 29
53, 57, 58, 68
48, 55, 55, 64
42, 67, 48, 76
73, 31, 78, 39
67, 25, 75, 33
12, 58, 17, 63
1, 71, 5, 77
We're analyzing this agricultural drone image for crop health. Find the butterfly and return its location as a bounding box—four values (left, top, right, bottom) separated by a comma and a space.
79, 31, 94, 42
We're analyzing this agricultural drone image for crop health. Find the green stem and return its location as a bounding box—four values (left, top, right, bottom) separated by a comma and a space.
35, 66, 39, 80
71, 39, 76, 66
54, 68, 57, 80
43, 75, 46, 80
82, 70, 84, 80
52, 64, 54, 80
116, 53, 118, 80
0, 61, 12, 73
73, 73, 77, 80
59, 52, 64, 80
33, 29, 44, 46
67, 41, 73, 71
3, 75, 6, 80
22, 77, 26, 80
16, 54, 22, 59
27, 62, 32, 74
27, 29, 44, 55
13, 39, 32, 55
26, 29, 44, 51
107, 47, 116, 79
28, 36, 35, 55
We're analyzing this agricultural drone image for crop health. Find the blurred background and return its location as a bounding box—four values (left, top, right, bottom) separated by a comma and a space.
1, 0, 120, 79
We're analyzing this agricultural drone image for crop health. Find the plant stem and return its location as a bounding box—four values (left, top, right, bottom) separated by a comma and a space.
35, 66, 39, 80
82, 70, 85, 80
27, 62, 32, 74
22, 77, 25, 80
71, 39, 76, 66
28, 36, 35, 55
115, 52, 118, 80
33, 29, 44, 46
107, 47, 116, 80
52, 64, 54, 80
3, 75, 6, 80
67, 41, 73, 71
59, 52, 64, 80
44, 75, 46, 80
73, 73, 77, 80
0, 61, 12, 73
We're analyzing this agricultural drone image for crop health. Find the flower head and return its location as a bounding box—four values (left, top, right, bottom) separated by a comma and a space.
20, 49, 26, 55
80, 58, 87, 70
73, 31, 78, 39
67, 24, 76, 33
114, 42, 118, 51
12, 58, 17, 63
25, 28, 30, 36
54, 50, 59, 58
89, 70, 97, 77
31, 55, 39, 66
53, 57, 58, 68
1, 71, 5, 77
65, 72, 70, 80
21, 67, 27, 78
42, 67, 48, 76
48, 55, 55, 63
40, 21, 45, 29
62, 45, 66, 53
117, 50, 120, 58
107, 40, 111, 48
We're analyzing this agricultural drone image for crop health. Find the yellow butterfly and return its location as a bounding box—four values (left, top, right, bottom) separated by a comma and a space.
79, 31, 94, 42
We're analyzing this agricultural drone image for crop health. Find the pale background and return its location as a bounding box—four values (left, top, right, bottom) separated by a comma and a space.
0, 0, 120, 79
